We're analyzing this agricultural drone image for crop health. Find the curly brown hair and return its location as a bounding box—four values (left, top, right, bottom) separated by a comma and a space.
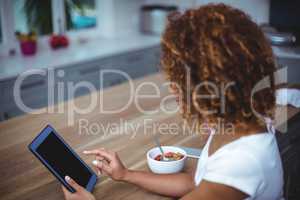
161, 4, 276, 125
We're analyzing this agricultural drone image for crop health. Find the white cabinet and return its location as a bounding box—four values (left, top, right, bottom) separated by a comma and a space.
276, 57, 300, 85
0, 81, 5, 121
0, 45, 160, 121
2, 72, 48, 119
106, 46, 160, 82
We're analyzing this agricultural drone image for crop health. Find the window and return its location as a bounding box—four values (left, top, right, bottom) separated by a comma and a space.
65, 0, 97, 31
0, 0, 100, 55
13, 0, 53, 35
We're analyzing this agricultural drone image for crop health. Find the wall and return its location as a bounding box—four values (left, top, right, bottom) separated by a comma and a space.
114, 0, 143, 36
144, 0, 270, 24
98, 0, 143, 37
99, 0, 271, 37
196, 0, 270, 24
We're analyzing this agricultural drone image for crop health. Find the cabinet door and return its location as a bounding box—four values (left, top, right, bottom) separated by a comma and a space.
129, 46, 160, 78
103, 46, 160, 86
139, 46, 161, 75
2, 72, 48, 119
0, 46, 161, 120
276, 57, 300, 84
53, 59, 110, 101
0, 81, 5, 121
105, 50, 145, 82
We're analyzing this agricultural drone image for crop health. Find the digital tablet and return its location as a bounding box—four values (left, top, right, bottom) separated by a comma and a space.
28, 125, 97, 193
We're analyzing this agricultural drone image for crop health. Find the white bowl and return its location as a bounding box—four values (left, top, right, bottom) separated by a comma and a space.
147, 146, 187, 174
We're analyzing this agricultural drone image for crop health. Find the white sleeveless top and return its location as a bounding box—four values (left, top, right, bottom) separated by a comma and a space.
194, 128, 284, 199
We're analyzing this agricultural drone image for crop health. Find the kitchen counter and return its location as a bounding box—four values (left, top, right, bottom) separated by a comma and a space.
0, 34, 160, 81
0, 73, 299, 200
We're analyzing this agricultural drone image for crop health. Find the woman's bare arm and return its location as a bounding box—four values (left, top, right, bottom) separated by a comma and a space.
180, 180, 248, 200
123, 170, 195, 197
84, 149, 195, 198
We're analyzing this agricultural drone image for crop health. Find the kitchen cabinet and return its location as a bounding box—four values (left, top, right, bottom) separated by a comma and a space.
276, 57, 300, 85
2, 72, 49, 119
54, 45, 160, 98
0, 81, 5, 121
0, 45, 160, 121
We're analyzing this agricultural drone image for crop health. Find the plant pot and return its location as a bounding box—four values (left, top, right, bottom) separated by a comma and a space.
20, 41, 37, 56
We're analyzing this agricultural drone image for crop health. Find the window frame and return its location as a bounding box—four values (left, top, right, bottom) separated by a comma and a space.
0, 5, 3, 44
0, 0, 16, 55
0, 0, 101, 56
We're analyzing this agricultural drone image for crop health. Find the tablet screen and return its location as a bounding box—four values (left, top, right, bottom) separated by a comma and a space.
36, 132, 92, 187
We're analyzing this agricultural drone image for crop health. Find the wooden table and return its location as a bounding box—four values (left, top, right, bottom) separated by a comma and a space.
0, 73, 298, 200
0, 73, 205, 200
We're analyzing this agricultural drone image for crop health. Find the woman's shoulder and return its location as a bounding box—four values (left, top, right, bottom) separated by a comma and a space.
209, 133, 279, 163
205, 132, 283, 184
203, 133, 283, 197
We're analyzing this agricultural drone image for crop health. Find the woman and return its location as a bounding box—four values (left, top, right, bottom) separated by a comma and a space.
62, 4, 284, 200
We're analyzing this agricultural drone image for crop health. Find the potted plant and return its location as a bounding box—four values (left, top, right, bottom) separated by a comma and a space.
15, 31, 37, 56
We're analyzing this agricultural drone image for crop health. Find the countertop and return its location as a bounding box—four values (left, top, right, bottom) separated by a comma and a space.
0, 34, 161, 81
0, 73, 299, 200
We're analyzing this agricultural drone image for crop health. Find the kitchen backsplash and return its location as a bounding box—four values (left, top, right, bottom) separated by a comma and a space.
99, 0, 270, 37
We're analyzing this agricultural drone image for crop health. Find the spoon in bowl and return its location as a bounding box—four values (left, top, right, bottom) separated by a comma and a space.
153, 135, 169, 161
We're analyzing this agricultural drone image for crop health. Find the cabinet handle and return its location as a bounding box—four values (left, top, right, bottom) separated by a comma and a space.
79, 65, 101, 75
110, 78, 124, 86
21, 80, 46, 90
3, 112, 9, 120
126, 54, 143, 63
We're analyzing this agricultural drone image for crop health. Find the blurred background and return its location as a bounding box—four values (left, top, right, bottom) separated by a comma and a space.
0, 0, 299, 121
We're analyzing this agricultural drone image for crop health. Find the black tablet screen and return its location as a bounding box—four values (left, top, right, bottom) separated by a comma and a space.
36, 132, 92, 187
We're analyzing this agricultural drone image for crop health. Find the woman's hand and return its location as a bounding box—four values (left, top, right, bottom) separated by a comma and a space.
62, 176, 96, 200
83, 149, 128, 181
83, 148, 194, 197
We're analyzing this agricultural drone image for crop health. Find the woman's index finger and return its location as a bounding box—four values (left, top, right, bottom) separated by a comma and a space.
83, 149, 113, 161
